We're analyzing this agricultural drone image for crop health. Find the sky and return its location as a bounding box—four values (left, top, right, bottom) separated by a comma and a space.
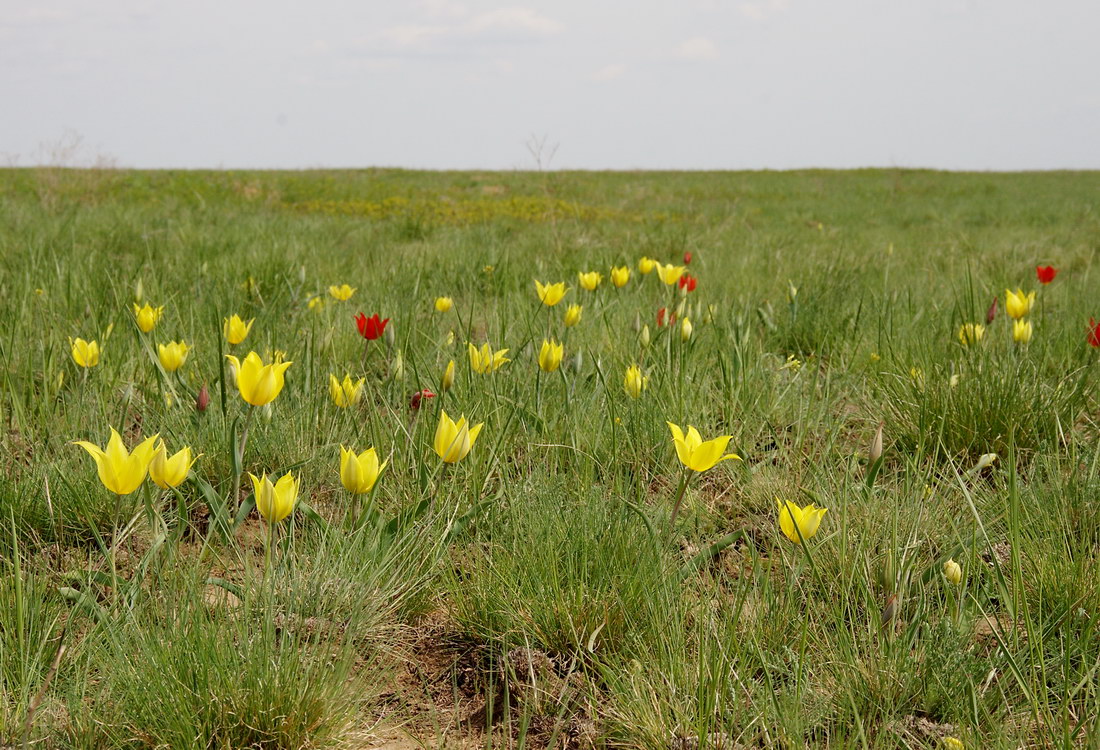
2, 0, 1098, 170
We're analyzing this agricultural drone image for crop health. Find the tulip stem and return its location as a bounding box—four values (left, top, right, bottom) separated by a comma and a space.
231, 407, 256, 513
668, 470, 691, 530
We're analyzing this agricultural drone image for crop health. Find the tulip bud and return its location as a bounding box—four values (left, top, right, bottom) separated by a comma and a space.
392, 350, 405, 381
196, 384, 210, 412
869, 422, 883, 464
974, 453, 997, 472
571, 351, 583, 372
298, 265, 307, 284
787, 280, 798, 303
680, 317, 693, 342
675, 298, 686, 319
441, 359, 455, 391
631, 311, 641, 333
134, 278, 144, 303
985, 296, 998, 325
683, 251, 693, 265
640, 324, 651, 348
410, 389, 435, 410
261, 403, 273, 423
943, 559, 962, 586
384, 322, 396, 348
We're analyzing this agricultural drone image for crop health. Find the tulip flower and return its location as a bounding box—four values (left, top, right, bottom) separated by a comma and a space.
158, 341, 191, 372
409, 388, 435, 410
610, 266, 630, 288
149, 441, 197, 489
776, 499, 827, 544
1013, 319, 1033, 344
70, 338, 101, 368
624, 365, 647, 398
535, 281, 567, 307
943, 559, 963, 586
656, 263, 685, 286
328, 284, 356, 301
441, 359, 455, 391
1036, 265, 1057, 284
132, 303, 164, 333
308, 296, 325, 312
1004, 289, 1035, 320
355, 312, 389, 340
328, 373, 365, 408
563, 304, 583, 327
250, 471, 299, 523
223, 314, 254, 345
678, 274, 697, 293
683, 251, 693, 265
468, 342, 510, 373
667, 422, 741, 473
1089, 318, 1100, 348
638, 256, 656, 274
73, 427, 159, 495
435, 296, 454, 312
340, 446, 386, 494
680, 318, 693, 342
943, 737, 965, 750
224, 351, 293, 406
578, 271, 603, 291
538, 339, 564, 372
786, 281, 799, 303
434, 410, 483, 463
957, 323, 984, 347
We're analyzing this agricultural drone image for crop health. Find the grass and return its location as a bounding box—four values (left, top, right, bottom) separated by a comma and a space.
0, 166, 1099, 748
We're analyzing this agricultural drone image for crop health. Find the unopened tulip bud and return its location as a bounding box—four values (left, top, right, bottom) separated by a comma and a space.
261, 403, 273, 423
196, 384, 210, 412
640, 324, 651, 348
392, 350, 405, 381
869, 422, 883, 464
571, 351, 583, 372
974, 453, 997, 472
683, 251, 693, 265
298, 265, 307, 284
441, 359, 455, 391
986, 296, 998, 325
134, 278, 144, 303
384, 322, 396, 348
631, 311, 641, 333
943, 559, 962, 586
675, 298, 686, 318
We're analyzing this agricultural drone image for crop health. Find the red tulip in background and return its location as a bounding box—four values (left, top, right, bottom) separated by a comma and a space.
683, 251, 693, 265
355, 312, 389, 340
410, 389, 435, 410
657, 307, 676, 327
985, 297, 998, 325
1089, 318, 1100, 348
1036, 265, 1057, 284
678, 274, 697, 292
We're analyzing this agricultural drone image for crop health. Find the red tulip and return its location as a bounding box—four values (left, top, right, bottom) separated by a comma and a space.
410, 389, 436, 410
985, 296, 998, 325
355, 312, 389, 340
1036, 265, 1057, 284
683, 251, 693, 265
196, 384, 210, 412
657, 307, 676, 327
1089, 318, 1100, 348
678, 274, 697, 293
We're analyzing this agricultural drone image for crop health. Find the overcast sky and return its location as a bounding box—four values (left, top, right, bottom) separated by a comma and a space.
2, 0, 1098, 170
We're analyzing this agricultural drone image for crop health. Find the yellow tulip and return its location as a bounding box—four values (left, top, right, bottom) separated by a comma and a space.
339, 446, 387, 494
1013, 319, 1032, 344
468, 342, 510, 374
328, 373, 365, 407
538, 339, 564, 373
957, 323, 984, 347
441, 359, 455, 391
72, 427, 159, 495
223, 314, 254, 345
308, 296, 325, 312
250, 471, 299, 523
434, 410, 483, 463
656, 263, 686, 286
534, 280, 568, 307
624, 365, 647, 399
667, 422, 741, 472
776, 499, 827, 544
943, 558, 962, 586
157, 341, 191, 372
435, 296, 454, 313
224, 351, 293, 406
149, 441, 197, 489
610, 266, 631, 288
563, 304, 583, 327
132, 303, 164, 333
638, 256, 656, 274
681, 317, 693, 342
943, 738, 965, 750
578, 271, 603, 291
70, 338, 101, 368
1004, 288, 1035, 320
328, 284, 356, 301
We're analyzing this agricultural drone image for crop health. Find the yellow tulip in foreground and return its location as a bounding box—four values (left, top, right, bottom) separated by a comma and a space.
578, 271, 603, 291
638, 256, 656, 274
943, 558, 962, 585
223, 314, 254, 345
563, 304, 583, 327
1013, 319, 1032, 344
656, 263, 686, 286
73, 427, 159, 495
70, 338, 101, 368
776, 499, 827, 544
149, 441, 197, 489
435, 296, 454, 313
610, 266, 630, 288
225, 351, 293, 406
441, 359, 455, 391
1004, 288, 1035, 320
624, 365, 647, 398
538, 339, 564, 372
434, 411, 483, 463
667, 422, 741, 472
468, 342, 510, 374
328, 284, 356, 301
328, 373, 365, 408
339, 446, 387, 494
534, 280, 567, 306
158, 341, 191, 372
132, 303, 164, 333
957, 323, 984, 347
250, 471, 300, 523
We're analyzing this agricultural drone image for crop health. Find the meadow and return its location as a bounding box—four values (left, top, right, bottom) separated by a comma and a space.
0, 166, 1098, 749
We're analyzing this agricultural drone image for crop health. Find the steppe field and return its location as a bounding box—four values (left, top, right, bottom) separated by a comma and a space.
1, 167, 1099, 749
